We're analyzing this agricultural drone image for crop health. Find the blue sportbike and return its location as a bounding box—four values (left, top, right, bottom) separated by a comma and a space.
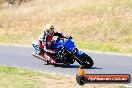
32, 36, 94, 68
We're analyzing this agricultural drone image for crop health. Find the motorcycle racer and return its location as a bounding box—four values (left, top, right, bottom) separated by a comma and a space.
38, 24, 65, 64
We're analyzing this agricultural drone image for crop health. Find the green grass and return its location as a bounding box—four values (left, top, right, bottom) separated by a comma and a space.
75, 41, 120, 52
119, 85, 127, 88
0, 66, 56, 88
0, 66, 125, 88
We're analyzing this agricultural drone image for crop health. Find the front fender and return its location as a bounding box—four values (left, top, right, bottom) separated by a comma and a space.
75, 50, 84, 56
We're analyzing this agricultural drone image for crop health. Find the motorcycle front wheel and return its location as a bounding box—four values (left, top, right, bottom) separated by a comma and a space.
80, 53, 94, 68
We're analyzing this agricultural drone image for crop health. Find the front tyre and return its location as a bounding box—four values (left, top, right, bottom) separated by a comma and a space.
80, 53, 94, 68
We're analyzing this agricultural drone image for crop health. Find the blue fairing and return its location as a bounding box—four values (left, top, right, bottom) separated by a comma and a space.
52, 39, 65, 50
53, 38, 76, 52
63, 38, 76, 52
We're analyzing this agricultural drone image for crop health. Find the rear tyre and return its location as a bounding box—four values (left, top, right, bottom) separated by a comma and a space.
80, 53, 94, 68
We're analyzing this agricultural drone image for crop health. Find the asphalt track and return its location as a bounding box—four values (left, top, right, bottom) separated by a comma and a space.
0, 45, 132, 84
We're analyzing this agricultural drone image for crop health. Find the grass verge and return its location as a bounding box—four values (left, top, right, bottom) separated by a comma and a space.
0, 66, 123, 88
0, 66, 122, 88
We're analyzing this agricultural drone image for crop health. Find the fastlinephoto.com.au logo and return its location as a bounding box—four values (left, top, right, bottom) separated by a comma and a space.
76, 66, 131, 85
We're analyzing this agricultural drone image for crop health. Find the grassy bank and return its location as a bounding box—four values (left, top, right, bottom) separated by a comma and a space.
0, 66, 47, 88
0, 66, 122, 88
0, 0, 132, 54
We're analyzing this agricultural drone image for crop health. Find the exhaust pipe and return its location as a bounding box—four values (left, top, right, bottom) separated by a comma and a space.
32, 53, 47, 62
